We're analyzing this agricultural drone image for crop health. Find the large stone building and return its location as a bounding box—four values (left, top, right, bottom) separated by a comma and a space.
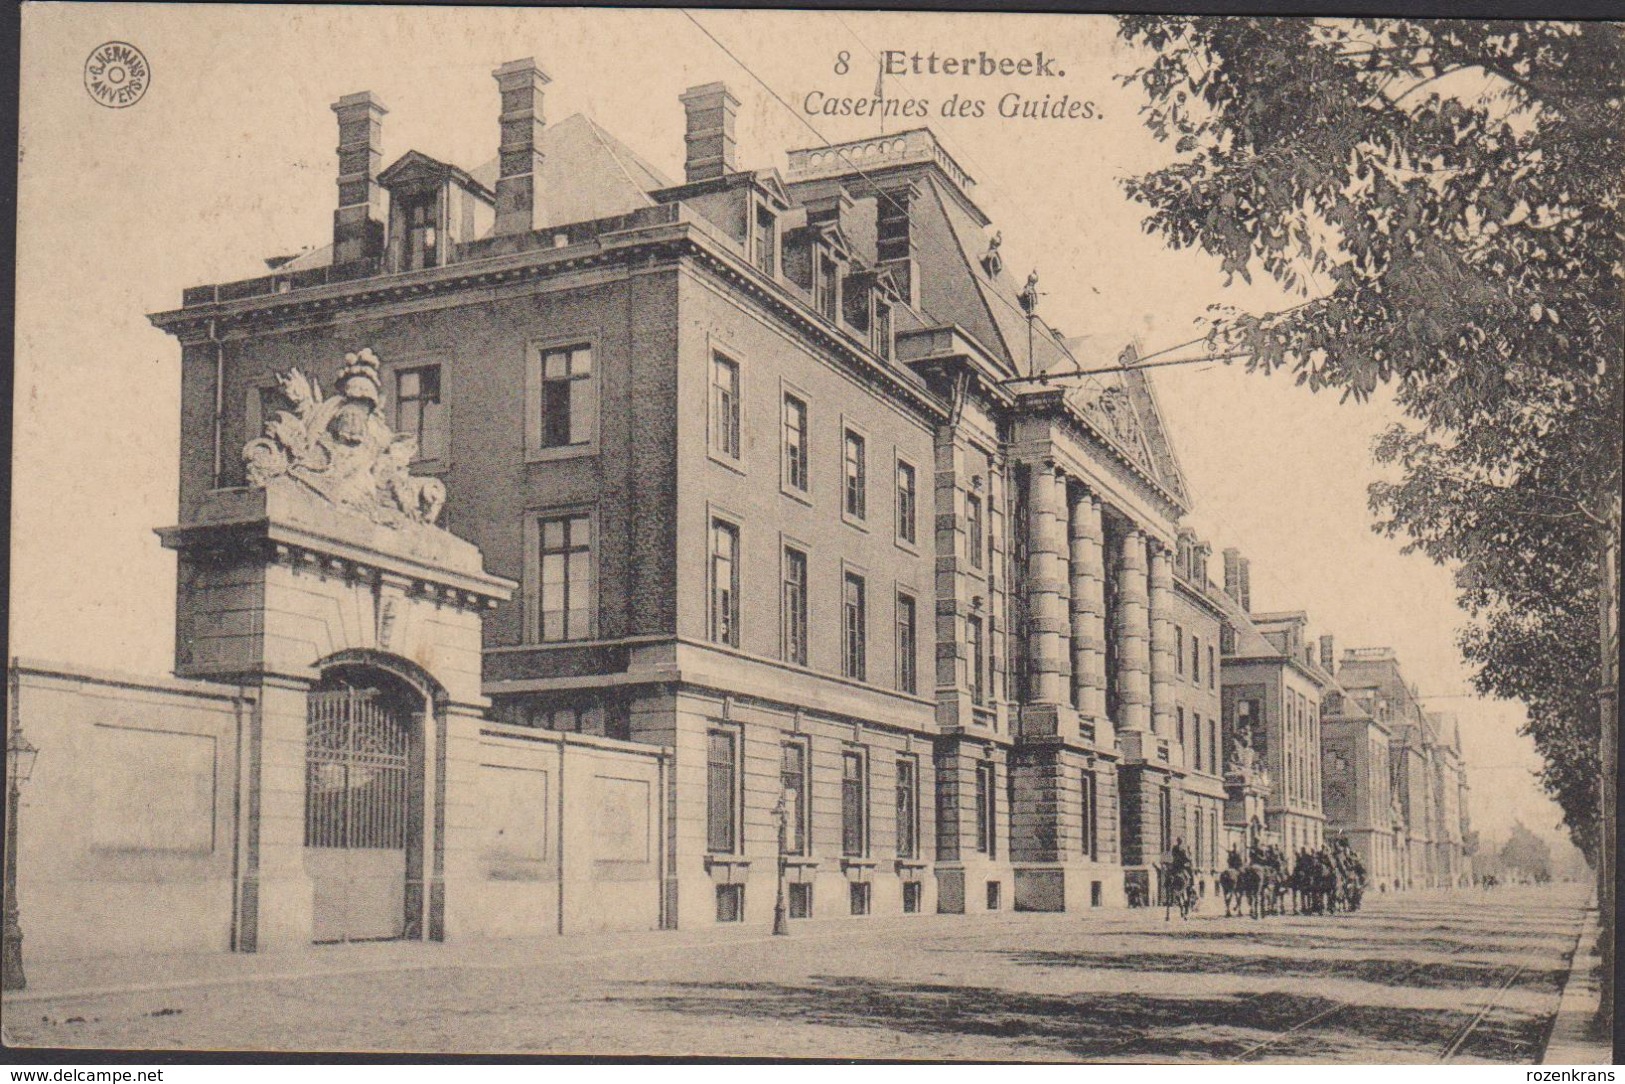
1329, 647, 1472, 889
129, 56, 1258, 940
1319, 646, 1405, 891
1214, 554, 1331, 855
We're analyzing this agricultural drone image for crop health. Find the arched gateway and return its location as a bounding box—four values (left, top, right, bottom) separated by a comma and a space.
159, 349, 514, 951
305, 667, 419, 942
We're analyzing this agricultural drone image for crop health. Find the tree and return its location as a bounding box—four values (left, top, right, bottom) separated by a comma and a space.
1500, 820, 1553, 883
1114, 16, 1621, 860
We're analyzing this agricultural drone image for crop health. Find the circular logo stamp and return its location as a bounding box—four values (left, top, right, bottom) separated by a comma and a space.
84, 41, 150, 109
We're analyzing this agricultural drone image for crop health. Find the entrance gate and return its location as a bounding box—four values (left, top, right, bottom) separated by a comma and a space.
305, 686, 412, 943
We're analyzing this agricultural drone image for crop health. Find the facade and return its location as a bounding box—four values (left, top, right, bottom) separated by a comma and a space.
1331, 647, 1471, 889
1214, 554, 1331, 856
1319, 648, 1402, 889
1169, 529, 1228, 899
132, 56, 1255, 941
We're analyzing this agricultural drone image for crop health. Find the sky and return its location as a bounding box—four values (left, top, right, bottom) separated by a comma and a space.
12, 4, 1572, 849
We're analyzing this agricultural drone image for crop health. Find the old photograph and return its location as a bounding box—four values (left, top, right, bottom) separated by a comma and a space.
6, 3, 1621, 1063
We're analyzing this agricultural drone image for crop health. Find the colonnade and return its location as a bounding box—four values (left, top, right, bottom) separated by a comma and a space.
1023, 460, 1175, 747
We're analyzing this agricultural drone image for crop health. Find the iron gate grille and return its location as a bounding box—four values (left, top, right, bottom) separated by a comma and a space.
305, 687, 409, 849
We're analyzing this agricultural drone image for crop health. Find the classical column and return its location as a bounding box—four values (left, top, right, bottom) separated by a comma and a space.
1148, 540, 1175, 738
1051, 469, 1073, 697
1025, 461, 1065, 705
1114, 526, 1151, 732
1068, 489, 1105, 720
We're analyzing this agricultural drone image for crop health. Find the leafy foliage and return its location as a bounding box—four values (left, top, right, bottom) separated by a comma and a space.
1118, 17, 1622, 859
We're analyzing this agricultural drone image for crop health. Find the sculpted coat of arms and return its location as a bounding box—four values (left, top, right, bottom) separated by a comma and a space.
244, 348, 447, 528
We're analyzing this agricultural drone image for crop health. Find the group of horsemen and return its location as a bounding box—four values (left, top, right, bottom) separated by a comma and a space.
1162, 834, 1370, 918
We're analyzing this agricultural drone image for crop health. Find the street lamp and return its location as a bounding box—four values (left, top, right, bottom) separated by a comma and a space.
4, 718, 39, 991
771, 791, 789, 936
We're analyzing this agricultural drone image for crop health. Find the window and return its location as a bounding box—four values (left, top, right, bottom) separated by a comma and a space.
754, 204, 777, 277
1158, 784, 1172, 856
783, 547, 808, 666
975, 761, 997, 857
788, 882, 812, 919
537, 513, 592, 642
394, 366, 447, 462
707, 729, 737, 853
715, 883, 744, 922
896, 758, 919, 859
849, 881, 871, 916
781, 742, 809, 855
896, 460, 917, 544
841, 750, 867, 857
1192, 712, 1203, 772
710, 520, 739, 647
843, 430, 867, 519
536, 345, 595, 451
902, 881, 922, 913
843, 573, 867, 680
711, 354, 741, 460
896, 593, 918, 694
816, 252, 838, 321
986, 881, 1002, 910
403, 195, 437, 270
1081, 771, 1096, 859
1177, 706, 1186, 751
967, 615, 985, 706
966, 492, 984, 569
1192, 635, 1201, 684
1209, 645, 1216, 689
1209, 719, 1218, 777
783, 394, 808, 492
1175, 626, 1185, 676
872, 298, 893, 358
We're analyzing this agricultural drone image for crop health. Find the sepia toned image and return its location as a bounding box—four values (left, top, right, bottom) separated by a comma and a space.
6, 3, 1620, 1063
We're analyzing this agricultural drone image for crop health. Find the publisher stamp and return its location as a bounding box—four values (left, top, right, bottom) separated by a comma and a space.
84, 41, 149, 108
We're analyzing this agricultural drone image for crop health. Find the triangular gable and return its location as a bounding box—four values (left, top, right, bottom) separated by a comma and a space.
1057, 338, 1190, 506
752, 169, 792, 212
380, 149, 470, 192
1117, 344, 1191, 505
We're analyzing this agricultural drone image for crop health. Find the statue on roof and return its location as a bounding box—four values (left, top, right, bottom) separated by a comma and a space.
1019, 269, 1040, 315
244, 348, 446, 528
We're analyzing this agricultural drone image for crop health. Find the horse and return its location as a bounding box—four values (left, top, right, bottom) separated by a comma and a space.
1164, 864, 1198, 921
1239, 862, 1274, 919
1219, 867, 1245, 916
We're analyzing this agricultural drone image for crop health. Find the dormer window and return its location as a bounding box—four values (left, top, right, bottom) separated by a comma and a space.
403, 194, 439, 271
871, 297, 893, 359
754, 204, 777, 278
815, 250, 839, 322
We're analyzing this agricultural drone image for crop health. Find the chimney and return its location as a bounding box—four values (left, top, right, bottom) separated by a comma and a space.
1239, 558, 1252, 612
493, 58, 551, 236
331, 92, 388, 265
1320, 634, 1336, 674
680, 82, 739, 183
1223, 548, 1242, 603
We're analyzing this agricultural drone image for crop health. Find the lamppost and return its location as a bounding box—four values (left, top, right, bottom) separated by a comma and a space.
771, 791, 789, 936
4, 706, 40, 991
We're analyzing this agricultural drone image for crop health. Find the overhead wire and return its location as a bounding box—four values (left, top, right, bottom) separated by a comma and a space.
678, 9, 1497, 719
678, 8, 1147, 381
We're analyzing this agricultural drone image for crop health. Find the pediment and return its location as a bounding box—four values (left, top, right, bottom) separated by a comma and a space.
379, 149, 454, 190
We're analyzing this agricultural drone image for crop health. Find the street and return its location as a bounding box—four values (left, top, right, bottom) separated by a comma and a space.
3, 883, 1590, 1061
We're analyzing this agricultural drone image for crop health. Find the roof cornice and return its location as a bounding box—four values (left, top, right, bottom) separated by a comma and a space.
150, 214, 950, 425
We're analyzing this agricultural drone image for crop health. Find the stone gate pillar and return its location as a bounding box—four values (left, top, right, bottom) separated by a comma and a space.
159, 348, 514, 952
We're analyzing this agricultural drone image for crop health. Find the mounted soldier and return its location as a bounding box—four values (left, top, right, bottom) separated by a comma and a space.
1165, 838, 1198, 920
